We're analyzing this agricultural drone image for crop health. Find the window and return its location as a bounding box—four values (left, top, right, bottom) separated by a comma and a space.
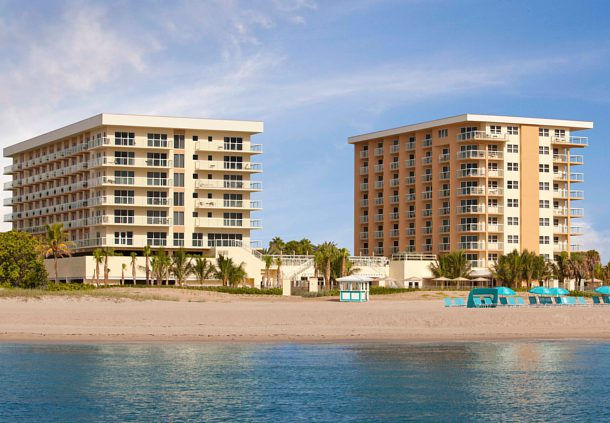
114, 170, 134, 184
193, 135, 199, 142
174, 173, 184, 187
193, 154, 198, 160
554, 129, 566, 138
192, 233, 204, 247
174, 135, 185, 149
539, 217, 550, 226
540, 200, 550, 209
507, 144, 519, 153
114, 190, 134, 204
507, 162, 519, 171
507, 199, 519, 207
173, 211, 184, 225
539, 182, 550, 191
539, 128, 549, 137
174, 192, 184, 206
147, 133, 168, 148
114, 151, 134, 165
114, 209, 134, 224
539, 146, 549, 155
507, 181, 519, 189
507, 126, 519, 135
438, 129, 448, 138
147, 152, 167, 167
147, 191, 168, 206
539, 164, 549, 173
147, 171, 168, 186
507, 216, 519, 225
490, 125, 501, 134
147, 210, 167, 224
174, 154, 184, 168
223, 156, 243, 170
508, 235, 519, 244
223, 212, 243, 226
208, 136, 213, 142
114, 231, 133, 245
539, 236, 550, 245
173, 233, 184, 247
224, 137, 243, 151
115, 132, 135, 146
147, 232, 167, 246
208, 233, 242, 247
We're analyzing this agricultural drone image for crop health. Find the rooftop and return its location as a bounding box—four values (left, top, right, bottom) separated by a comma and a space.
347, 113, 593, 144
4, 113, 264, 156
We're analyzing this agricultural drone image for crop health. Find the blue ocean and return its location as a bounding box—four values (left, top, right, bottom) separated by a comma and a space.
0, 342, 607, 422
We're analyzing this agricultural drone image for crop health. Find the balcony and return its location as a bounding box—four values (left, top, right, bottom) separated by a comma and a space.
390, 178, 399, 187
360, 183, 369, 191
374, 214, 384, 222
551, 136, 588, 147
405, 193, 416, 201
487, 224, 503, 232
422, 244, 433, 252
457, 186, 485, 196
359, 216, 368, 223
374, 181, 384, 189
570, 208, 584, 217
405, 176, 416, 185
389, 212, 399, 220
457, 223, 485, 233
109, 216, 172, 226
196, 218, 262, 229
359, 150, 368, 159
195, 161, 263, 173
405, 211, 416, 219
553, 207, 568, 216
569, 155, 584, 165
389, 195, 399, 204
469, 259, 487, 268
457, 150, 504, 160
439, 171, 450, 180
456, 168, 485, 178
421, 156, 433, 165
439, 153, 450, 163
457, 131, 508, 142
374, 197, 384, 205
422, 174, 433, 182
487, 242, 504, 251
374, 147, 384, 156
406, 228, 416, 236
89, 157, 173, 168
553, 189, 584, 200
360, 232, 368, 240
195, 199, 262, 210
439, 207, 450, 215
405, 142, 415, 151
374, 164, 384, 173
194, 141, 262, 154
569, 172, 584, 182
405, 159, 416, 168
458, 241, 485, 250
422, 139, 432, 147
360, 166, 369, 175
90, 196, 171, 207
422, 209, 433, 217
422, 191, 433, 200
439, 243, 450, 252
374, 231, 384, 239
457, 204, 485, 214
359, 199, 369, 207
439, 225, 450, 233
373, 247, 384, 255
421, 227, 433, 235
390, 145, 400, 154
195, 179, 262, 191
390, 161, 399, 170
487, 205, 504, 214
488, 187, 504, 196
439, 189, 450, 198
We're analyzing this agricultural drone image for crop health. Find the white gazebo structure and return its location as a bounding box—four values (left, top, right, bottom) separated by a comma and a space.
337, 275, 372, 302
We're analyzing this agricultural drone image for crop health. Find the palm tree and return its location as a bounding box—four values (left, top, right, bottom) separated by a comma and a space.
150, 248, 171, 286
42, 223, 73, 283
584, 250, 601, 289
314, 242, 337, 289
299, 238, 315, 255
121, 263, 126, 286
490, 250, 522, 288
192, 256, 216, 285
262, 255, 274, 287
215, 254, 233, 286
554, 251, 570, 287
568, 252, 587, 291
93, 248, 104, 287
275, 257, 283, 288
229, 262, 247, 286
521, 250, 536, 289
171, 248, 193, 287
102, 248, 114, 286
430, 251, 472, 280
268, 237, 285, 255
143, 245, 152, 285
130, 252, 138, 286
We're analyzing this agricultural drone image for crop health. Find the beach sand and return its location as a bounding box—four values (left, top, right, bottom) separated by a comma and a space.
1, 288, 609, 343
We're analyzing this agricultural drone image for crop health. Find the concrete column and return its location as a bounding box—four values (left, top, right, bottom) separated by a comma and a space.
282, 279, 291, 296
308, 277, 318, 293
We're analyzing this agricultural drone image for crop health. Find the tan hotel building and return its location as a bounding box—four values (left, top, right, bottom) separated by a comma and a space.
3, 113, 263, 254
349, 114, 591, 267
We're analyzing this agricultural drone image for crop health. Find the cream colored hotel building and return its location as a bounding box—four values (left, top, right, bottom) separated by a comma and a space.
3, 113, 263, 254
350, 114, 592, 268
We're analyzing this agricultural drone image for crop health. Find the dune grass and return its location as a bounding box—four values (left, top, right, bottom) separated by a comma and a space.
0, 286, 179, 302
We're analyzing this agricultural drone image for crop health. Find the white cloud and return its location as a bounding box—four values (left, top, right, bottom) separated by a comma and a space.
579, 220, 610, 262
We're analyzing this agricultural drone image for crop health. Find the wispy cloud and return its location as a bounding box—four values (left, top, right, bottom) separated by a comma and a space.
579, 220, 610, 262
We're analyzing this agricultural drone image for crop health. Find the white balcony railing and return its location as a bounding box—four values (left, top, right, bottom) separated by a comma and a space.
457, 131, 508, 142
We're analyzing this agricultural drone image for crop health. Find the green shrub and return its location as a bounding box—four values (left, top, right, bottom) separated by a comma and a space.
370, 287, 419, 295
185, 286, 282, 295
0, 231, 48, 288
569, 290, 596, 297
45, 282, 95, 291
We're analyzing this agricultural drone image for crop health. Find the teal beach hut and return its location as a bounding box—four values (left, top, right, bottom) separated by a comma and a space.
337, 275, 372, 302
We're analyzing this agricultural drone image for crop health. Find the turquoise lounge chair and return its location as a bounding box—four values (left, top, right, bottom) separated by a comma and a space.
444, 298, 452, 307
553, 297, 563, 305
603, 296, 610, 305
593, 296, 602, 305
516, 297, 525, 306
529, 296, 538, 305
577, 297, 587, 306
483, 297, 493, 307
473, 297, 483, 308
567, 297, 577, 306
507, 297, 517, 306
454, 298, 466, 307
499, 297, 508, 306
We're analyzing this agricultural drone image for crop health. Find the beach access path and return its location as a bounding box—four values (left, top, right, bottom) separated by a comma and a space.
1, 288, 610, 343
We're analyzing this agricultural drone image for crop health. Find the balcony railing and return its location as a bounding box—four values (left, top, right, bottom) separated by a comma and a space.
458, 241, 486, 250
439, 171, 450, 180
359, 199, 369, 207
439, 153, 450, 162
457, 131, 508, 142
195, 179, 262, 191
405, 159, 416, 168
194, 141, 262, 154
405, 142, 415, 151
360, 166, 369, 175
390, 145, 400, 154
374, 147, 384, 156
360, 232, 368, 240
359, 150, 369, 159
389, 195, 399, 204
421, 156, 433, 165
389, 212, 399, 220
390, 178, 399, 187
390, 161, 399, 170
374, 164, 384, 173
457, 223, 485, 232
360, 183, 368, 191
457, 186, 485, 196
196, 161, 263, 172
405, 193, 416, 201
374, 197, 384, 205
405, 176, 416, 184
195, 218, 262, 229
457, 204, 485, 214
374, 231, 384, 239
551, 136, 588, 146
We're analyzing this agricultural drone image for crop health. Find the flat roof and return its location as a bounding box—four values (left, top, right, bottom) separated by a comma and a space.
347, 113, 593, 144
4, 113, 264, 156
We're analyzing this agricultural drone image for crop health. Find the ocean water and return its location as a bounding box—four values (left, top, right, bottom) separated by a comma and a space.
0, 342, 608, 422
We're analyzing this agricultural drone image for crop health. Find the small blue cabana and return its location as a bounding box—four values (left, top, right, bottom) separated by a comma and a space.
467, 287, 513, 308
338, 275, 371, 302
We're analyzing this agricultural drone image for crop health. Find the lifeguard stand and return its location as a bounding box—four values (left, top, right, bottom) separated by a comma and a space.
337, 276, 371, 302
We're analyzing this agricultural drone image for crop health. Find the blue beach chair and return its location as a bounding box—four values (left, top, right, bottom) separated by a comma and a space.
567, 297, 577, 306
516, 297, 525, 306
499, 297, 508, 306
454, 298, 466, 307
444, 298, 452, 307
577, 297, 587, 306
529, 296, 538, 306
553, 297, 563, 305
473, 297, 483, 308
483, 297, 493, 307
593, 296, 602, 305
603, 296, 610, 305
507, 297, 517, 306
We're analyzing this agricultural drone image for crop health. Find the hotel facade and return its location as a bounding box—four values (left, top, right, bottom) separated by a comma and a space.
349, 114, 592, 268
3, 114, 263, 266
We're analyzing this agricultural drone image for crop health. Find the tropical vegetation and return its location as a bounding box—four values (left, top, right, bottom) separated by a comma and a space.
429, 251, 472, 279
41, 223, 73, 284
0, 231, 48, 288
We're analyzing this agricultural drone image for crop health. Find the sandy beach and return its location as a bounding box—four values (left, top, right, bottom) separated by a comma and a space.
1, 288, 610, 343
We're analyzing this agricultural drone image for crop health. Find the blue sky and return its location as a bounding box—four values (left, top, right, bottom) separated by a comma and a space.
1, 0, 609, 260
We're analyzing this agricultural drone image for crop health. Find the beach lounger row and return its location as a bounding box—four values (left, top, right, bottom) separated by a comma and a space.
498, 297, 526, 306
444, 298, 466, 307
528, 296, 588, 306
592, 296, 610, 305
